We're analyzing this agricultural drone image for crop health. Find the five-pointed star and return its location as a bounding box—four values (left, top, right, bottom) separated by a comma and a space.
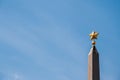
89, 31, 99, 40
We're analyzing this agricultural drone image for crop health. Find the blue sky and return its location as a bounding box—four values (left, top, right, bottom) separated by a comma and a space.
0, 0, 120, 80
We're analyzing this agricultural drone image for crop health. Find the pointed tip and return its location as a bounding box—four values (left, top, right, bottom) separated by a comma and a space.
88, 45, 98, 55
92, 45, 96, 49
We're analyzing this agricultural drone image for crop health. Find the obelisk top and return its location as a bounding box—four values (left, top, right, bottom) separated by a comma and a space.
88, 31, 100, 80
89, 31, 99, 45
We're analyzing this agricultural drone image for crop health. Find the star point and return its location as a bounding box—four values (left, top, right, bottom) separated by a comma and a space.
89, 31, 99, 40
89, 31, 99, 45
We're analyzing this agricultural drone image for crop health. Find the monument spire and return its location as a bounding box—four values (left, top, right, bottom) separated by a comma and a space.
88, 31, 100, 80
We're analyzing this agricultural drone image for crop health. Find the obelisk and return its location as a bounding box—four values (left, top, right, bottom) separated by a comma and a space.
88, 31, 100, 80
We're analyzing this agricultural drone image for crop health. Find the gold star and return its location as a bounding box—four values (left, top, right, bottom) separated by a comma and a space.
89, 31, 99, 40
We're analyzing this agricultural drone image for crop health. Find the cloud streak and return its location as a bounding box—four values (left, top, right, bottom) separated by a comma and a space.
0, 26, 86, 80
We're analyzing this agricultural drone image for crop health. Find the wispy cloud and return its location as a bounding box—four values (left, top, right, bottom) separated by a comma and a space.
0, 72, 24, 80
0, 26, 86, 80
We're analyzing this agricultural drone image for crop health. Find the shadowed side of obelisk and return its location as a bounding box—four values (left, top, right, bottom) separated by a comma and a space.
88, 45, 100, 80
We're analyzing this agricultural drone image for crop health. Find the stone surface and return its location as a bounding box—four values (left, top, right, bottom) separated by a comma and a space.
88, 45, 100, 80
